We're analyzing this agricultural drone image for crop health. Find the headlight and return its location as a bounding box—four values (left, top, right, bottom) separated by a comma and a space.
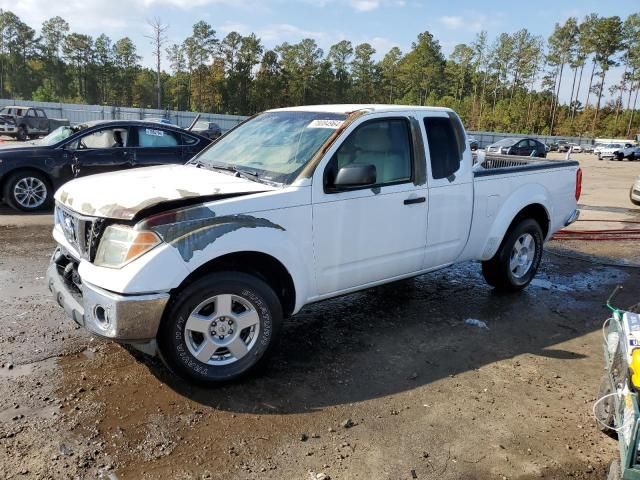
94, 225, 161, 269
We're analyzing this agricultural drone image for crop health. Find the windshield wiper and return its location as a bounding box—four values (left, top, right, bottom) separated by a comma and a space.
206, 162, 263, 183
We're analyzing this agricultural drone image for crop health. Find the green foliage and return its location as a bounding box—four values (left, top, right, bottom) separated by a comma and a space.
0, 9, 639, 137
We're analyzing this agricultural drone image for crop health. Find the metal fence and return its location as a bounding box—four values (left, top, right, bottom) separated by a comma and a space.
0, 99, 248, 132
467, 130, 596, 149
0, 98, 606, 147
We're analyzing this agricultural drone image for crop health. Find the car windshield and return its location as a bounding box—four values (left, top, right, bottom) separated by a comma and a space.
193, 111, 347, 184
38, 126, 76, 146
493, 138, 516, 146
194, 120, 210, 129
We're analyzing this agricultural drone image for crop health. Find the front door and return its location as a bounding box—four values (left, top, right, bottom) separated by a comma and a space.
67, 126, 132, 177
132, 126, 183, 167
420, 112, 473, 268
312, 115, 428, 296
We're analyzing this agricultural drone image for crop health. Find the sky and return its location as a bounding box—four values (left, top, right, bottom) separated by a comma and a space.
2, 0, 639, 103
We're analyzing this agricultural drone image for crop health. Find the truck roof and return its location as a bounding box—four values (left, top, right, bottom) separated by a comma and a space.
267, 104, 455, 115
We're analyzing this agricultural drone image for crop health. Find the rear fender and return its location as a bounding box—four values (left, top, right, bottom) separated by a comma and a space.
479, 183, 551, 261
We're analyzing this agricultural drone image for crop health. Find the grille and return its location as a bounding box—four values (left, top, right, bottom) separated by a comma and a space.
56, 206, 105, 262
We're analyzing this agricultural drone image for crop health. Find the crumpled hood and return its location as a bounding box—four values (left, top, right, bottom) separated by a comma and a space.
55, 164, 276, 220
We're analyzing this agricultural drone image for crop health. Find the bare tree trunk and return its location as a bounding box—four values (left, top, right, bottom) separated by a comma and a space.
550, 63, 564, 135
568, 66, 578, 126
592, 69, 607, 134
572, 63, 585, 122
628, 80, 639, 137
146, 18, 169, 109
585, 59, 596, 108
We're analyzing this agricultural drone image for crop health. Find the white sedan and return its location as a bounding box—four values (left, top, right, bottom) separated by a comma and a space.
570, 144, 582, 153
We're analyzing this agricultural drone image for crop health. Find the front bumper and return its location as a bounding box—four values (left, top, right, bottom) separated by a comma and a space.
46, 252, 170, 342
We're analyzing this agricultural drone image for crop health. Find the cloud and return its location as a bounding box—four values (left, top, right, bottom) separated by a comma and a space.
439, 15, 464, 29
438, 12, 500, 33
304, 0, 404, 12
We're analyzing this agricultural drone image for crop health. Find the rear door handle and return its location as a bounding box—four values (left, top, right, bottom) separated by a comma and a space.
404, 196, 426, 205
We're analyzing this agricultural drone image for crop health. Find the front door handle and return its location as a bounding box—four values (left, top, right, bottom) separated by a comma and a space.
404, 196, 426, 205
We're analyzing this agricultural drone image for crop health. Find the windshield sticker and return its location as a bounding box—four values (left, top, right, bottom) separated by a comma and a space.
307, 119, 344, 129
145, 128, 164, 137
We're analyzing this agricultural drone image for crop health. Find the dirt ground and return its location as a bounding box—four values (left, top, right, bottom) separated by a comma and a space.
0, 152, 639, 480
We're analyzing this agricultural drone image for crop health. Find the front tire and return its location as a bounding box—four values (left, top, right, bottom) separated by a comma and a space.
16, 126, 27, 141
3, 171, 52, 212
482, 218, 543, 292
157, 272, 282, 385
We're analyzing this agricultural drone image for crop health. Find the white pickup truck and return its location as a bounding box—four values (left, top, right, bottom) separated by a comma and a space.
47, 105, 581, 384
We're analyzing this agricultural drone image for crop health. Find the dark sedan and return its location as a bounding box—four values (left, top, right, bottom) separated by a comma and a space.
486, 137, 547, 158
0, 120, 211, 212
191, 120, 222, 140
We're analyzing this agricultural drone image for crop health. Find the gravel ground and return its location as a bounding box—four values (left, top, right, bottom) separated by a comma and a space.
0, 151, 638, 479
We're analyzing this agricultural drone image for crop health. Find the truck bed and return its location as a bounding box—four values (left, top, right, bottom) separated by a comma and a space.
472, 152, 579, 176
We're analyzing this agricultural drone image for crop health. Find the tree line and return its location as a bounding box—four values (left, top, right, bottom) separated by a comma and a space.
0, 9, 638, 138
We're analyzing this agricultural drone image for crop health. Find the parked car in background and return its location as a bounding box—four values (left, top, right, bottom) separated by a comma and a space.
547, 142, 559, 151
46, 104, 580, 384
581, 144, 594, 153
191, 120, 223, 140
557, 141, 570, 153
569, 144, 583, 153
0, 106, 69, 141
468, 135, 479, 151
146, 117, 178, 126
631, 175, 640, 206
598, 143, 636, 161
0, 120, 211, 212
593, 143, 605, 155
486, 137, 546, 157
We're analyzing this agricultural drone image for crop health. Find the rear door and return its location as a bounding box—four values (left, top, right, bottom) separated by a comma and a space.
420, 112, 473, 268
65, 126, 133, 177
131, 126, 184, 167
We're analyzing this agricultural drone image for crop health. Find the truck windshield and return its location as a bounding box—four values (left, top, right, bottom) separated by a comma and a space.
193, 111, 347, 184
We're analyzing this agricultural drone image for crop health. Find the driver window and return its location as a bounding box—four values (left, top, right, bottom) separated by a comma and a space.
326, 118, 412, 189
79, 128, 128, 149
26, 110, 36, 117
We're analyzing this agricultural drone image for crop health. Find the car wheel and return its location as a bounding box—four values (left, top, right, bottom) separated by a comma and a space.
598, 154, 603, 160
482, 218, 543, 292
617, 152, 624, 161
3, 171, 52, 212
16, 126, 27, 141
158, 271, 282, 385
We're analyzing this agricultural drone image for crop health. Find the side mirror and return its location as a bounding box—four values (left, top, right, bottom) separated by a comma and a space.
334, 164, 377, 188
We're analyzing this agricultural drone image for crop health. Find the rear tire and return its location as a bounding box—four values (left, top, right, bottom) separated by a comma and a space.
3, 170, 52, 212
157, 272, 282, 385
617, 152, 624, 161
482, 218, 543, 292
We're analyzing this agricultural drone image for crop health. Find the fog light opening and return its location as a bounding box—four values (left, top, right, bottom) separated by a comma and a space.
94, 305, 110, 328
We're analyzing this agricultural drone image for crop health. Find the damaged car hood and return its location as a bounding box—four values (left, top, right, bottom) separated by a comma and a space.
55, 164, 276, 220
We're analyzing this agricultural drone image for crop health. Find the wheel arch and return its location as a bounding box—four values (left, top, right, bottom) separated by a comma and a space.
479, 183, 552, 261
174, 251, 297, 317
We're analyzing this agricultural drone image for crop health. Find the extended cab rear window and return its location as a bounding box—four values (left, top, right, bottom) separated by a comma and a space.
423, 115, 465, 180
